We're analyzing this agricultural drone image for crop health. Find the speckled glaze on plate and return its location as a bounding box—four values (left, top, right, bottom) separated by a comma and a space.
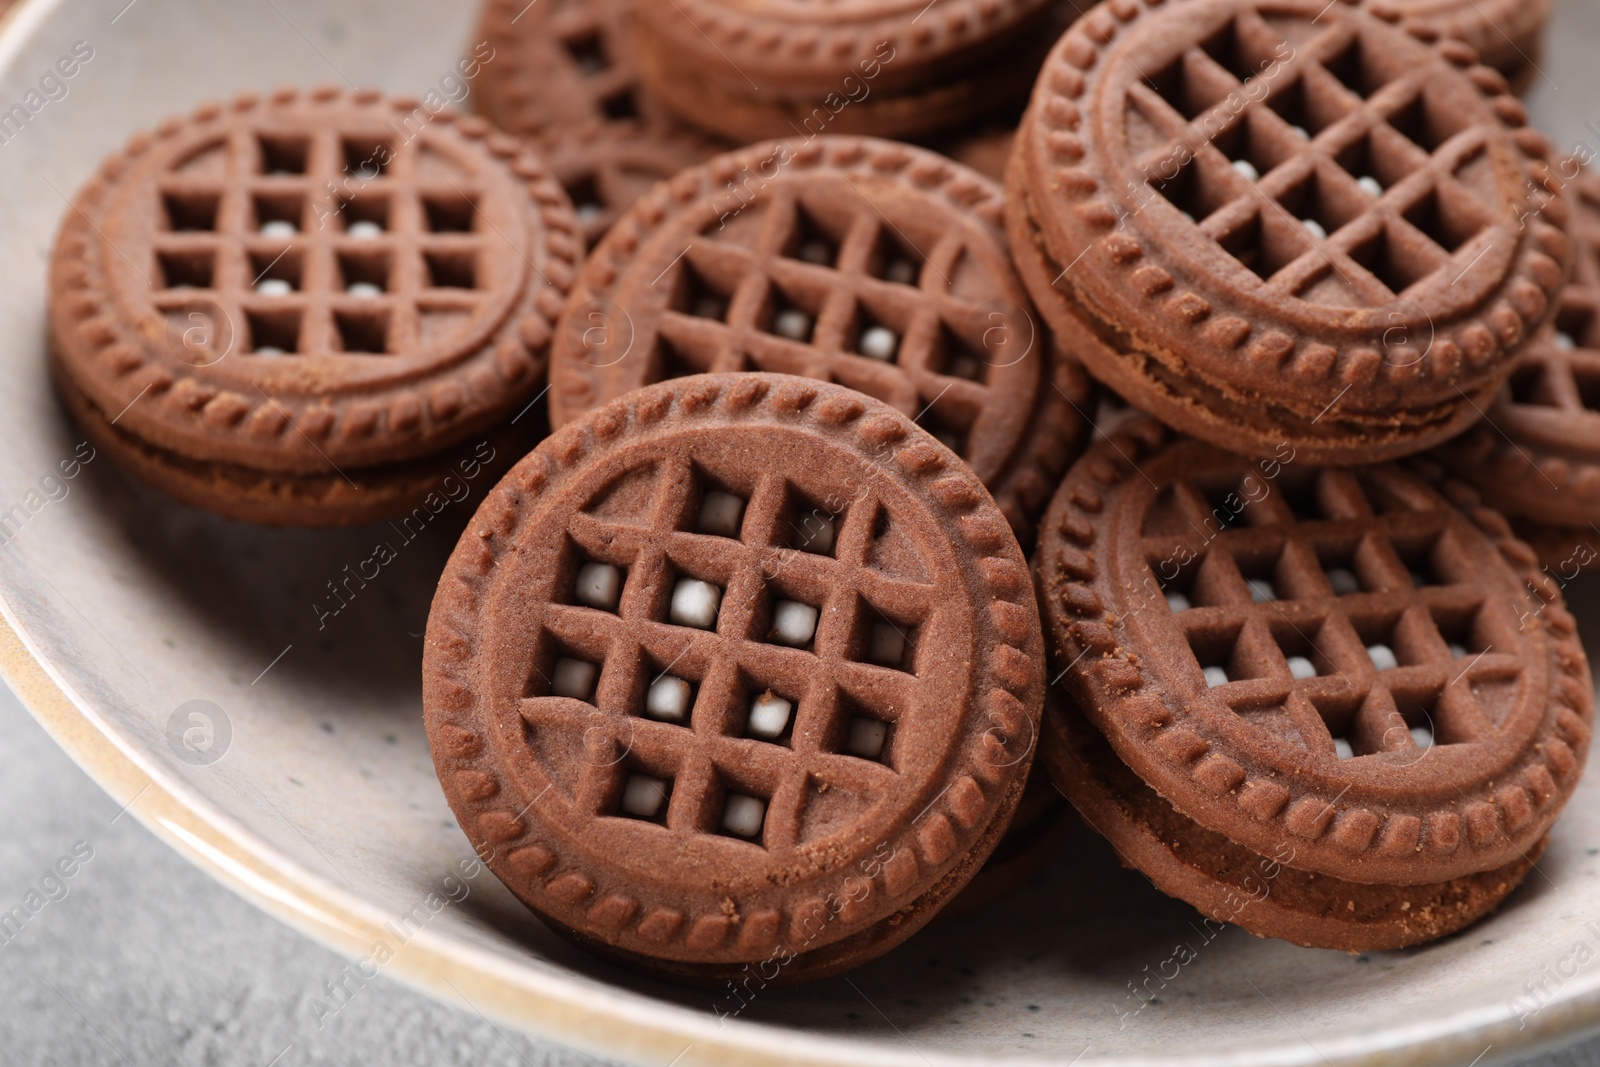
10, 1, 1600, 1065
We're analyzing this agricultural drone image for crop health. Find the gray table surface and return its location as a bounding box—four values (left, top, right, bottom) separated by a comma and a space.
0, 680, 1596, 1067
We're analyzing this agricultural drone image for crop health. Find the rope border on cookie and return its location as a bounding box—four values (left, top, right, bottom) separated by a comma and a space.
49, 85, 581, 472
1036, 417, 1593, 883
548, 134, 1095, 546
1019, 0, 1572, 402
423, 374, 1043, 961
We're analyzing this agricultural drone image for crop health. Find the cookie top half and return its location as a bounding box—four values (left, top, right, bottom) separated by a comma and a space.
1440, 168, 1600, 525
1013, 0, 1570, 439
550, 136, 1094, 546
424, 373, 1043, 968
49, 87, 579, 475
1035, 419, 1592, 885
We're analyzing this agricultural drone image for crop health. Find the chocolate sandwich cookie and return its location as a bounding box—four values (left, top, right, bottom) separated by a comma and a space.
473, 0, 674, 137
550, 136, 1096, 548
631, 0, 1061, 143
49, 87, 579, 525
940, 766, 1073, 920
1008, 0, 1572, 464
1035, 420, 1592, 950
1365, 0, 1549, 90
1439, 169, 1600, 540
538, 120, 722, 249
424, 373, 1044, 982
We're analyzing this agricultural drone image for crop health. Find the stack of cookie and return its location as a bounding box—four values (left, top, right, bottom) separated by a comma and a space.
472, 0, 722, 247
628, 0, 1065, 144
41, 0, 1592, 984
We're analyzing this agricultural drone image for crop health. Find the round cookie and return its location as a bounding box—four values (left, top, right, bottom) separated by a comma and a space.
939, 766, 1073, 920
1008, 0, 1572, 464
424, 373, 1045, 983
550, 136, 1096, 549
49, 86, 579, 526
631, 0, 1060, 143
538, 120, 723, 250
1365, 0, 1549, 89
1045, 691, 1546, 951
1035, 419, 1592, 891
473, 0, 674, 136
1439, 169, 1600, 527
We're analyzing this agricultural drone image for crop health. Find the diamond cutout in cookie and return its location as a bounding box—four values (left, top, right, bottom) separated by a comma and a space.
1145, 52, 1231, 121
1151, 153, 1236, 224
1347, 224, 1438, 296
245, 308, 301, 355
339, 194, 390, 234
696, 488, 747, 539
719, 791, 769, 842
1322, 30, 1400, 99
1401, 185, 1490, 255
334, 308, 390, 354
768, 599, 820, 648
780, 490, 839, 556
422, 191, 477, 233
157, 249, 215, 291
162, 190, 220, 232
835, 693, 894, 765
1508, 363, 1560, 408
669, 576, 723, 630
617, 770, 672, 824
644, 675, 695, 725
257, 133, 310, 175
252, 191, 305, 233
550, 655, 601, 702
787, 204, 843, 269
1215, 208, 1315, 282
674, 259, 735, 322
1384, 91, 1469, 155
561, 29, 610, 75
573, 559, 625, 613
600, 87, 640, 122
744, 686, 796, 745
337, 249, 392, 294
342, 135, 392, 180
425, 249, 478, 290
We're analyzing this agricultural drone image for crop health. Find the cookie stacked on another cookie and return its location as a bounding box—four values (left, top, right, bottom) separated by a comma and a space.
471, 0, 722, 248
1035, 420, 1592, 950
631, 0, 1064, 143
1364, 0, 1550, 91
49, 87, 580, 525
1438, 167, 1600, 570
423, 373, 1044, 982
1008, 0, 1571, 464
549, 135, 1097, 549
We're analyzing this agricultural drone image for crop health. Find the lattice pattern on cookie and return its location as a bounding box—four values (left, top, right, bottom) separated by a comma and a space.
647, 190, 1015, 454
1494, 178, 1600, 435
478, 0, 648, 135
148, 123, 509, 359
520, 453, 935, 849
148, 119, 512, 356
1140, 466, 1526, 764
542, 122, 719, 249
1134, 8, 1501, 310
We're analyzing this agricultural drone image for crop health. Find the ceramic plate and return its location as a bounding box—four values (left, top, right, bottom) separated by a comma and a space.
4, 0, 1600, 1063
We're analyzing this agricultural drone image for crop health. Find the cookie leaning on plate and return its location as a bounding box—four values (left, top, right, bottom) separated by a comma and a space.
49, 86, 580, 525
550, 136, 1096, 549
1008, 0, 1571, 464
1034, 419, 1593, 950
423, 373, 1044, 983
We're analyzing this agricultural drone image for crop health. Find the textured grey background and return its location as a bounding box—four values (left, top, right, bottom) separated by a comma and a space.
0, 678, 1597, 1067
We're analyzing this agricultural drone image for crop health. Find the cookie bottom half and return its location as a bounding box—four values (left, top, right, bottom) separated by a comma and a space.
1041, 698, 1544, 953
56, 369, 539, 527
528, 759, 1033, 988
